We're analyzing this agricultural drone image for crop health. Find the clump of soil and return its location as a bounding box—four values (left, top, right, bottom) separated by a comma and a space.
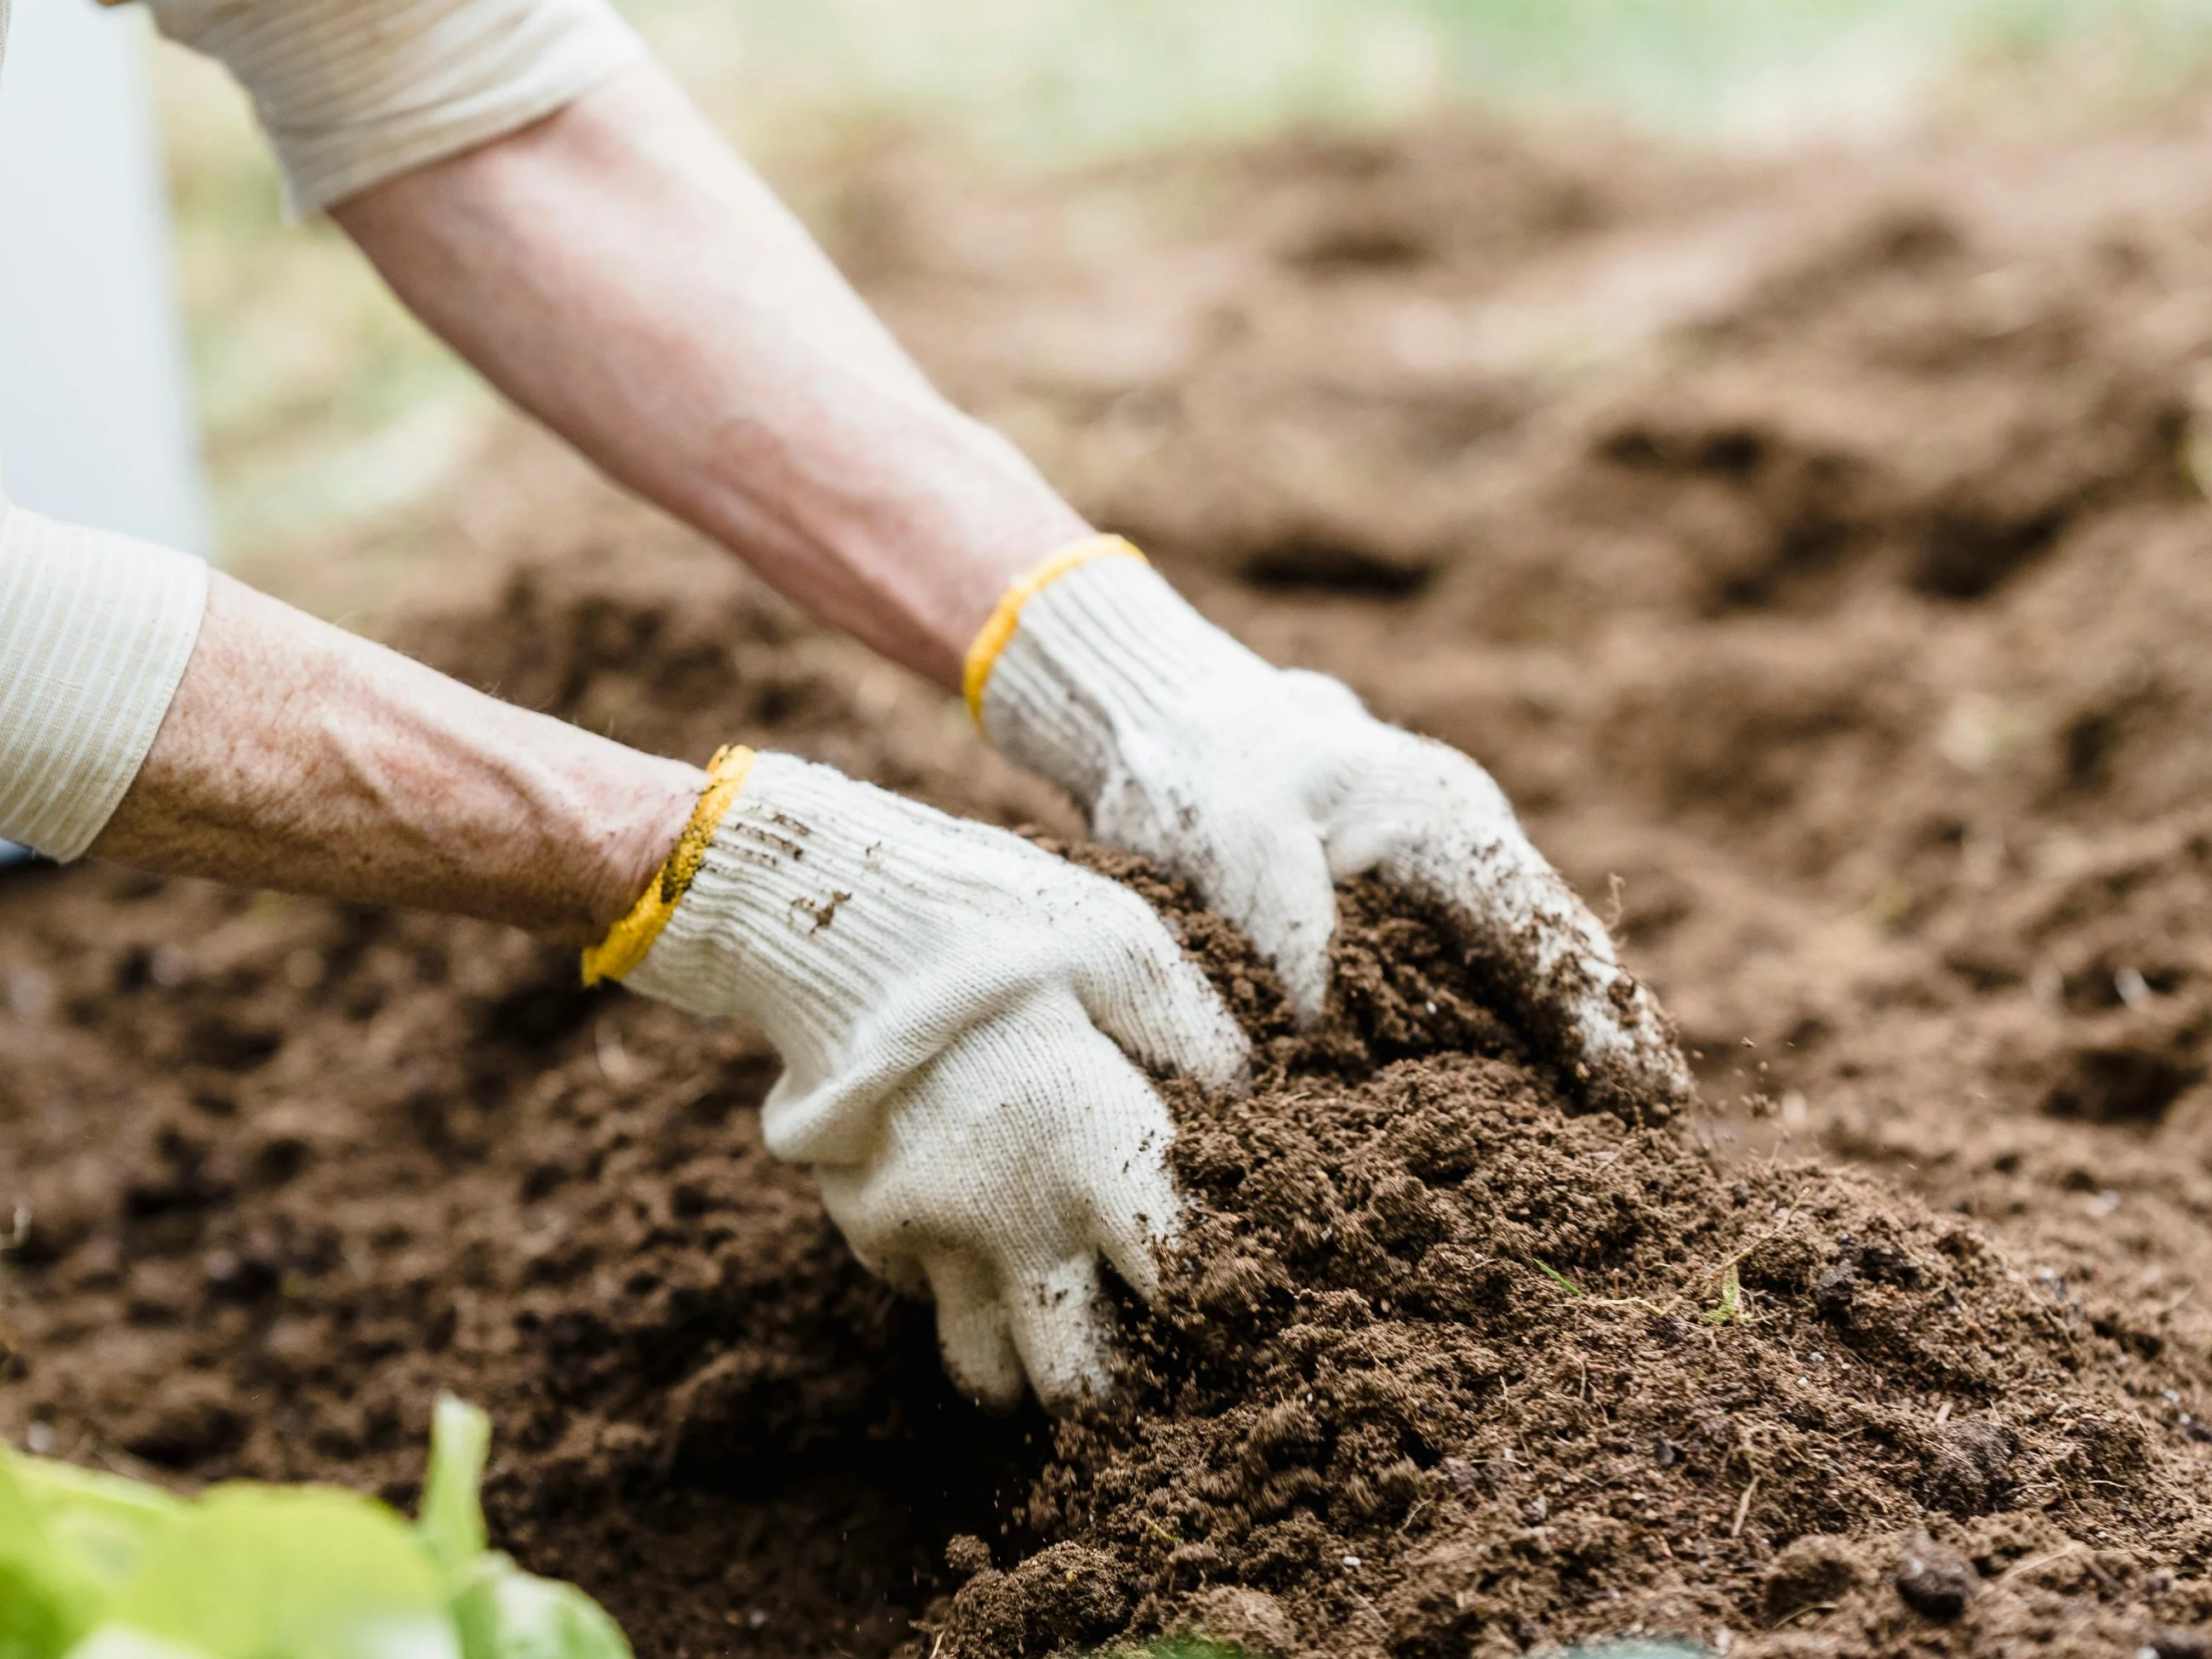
926, 866, 2212, 1658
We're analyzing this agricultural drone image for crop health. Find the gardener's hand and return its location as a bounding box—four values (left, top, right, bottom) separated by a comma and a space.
971, 540, 1690, 1115
589, 750, 1248, 1410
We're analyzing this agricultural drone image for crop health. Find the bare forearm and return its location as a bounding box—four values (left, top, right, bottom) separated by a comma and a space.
92, 573, 699, 944
334, 65, 1086, 688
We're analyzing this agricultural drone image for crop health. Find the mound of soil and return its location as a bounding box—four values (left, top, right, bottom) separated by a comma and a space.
934, 868, 2212, 1657
13, 106, 2212, 1659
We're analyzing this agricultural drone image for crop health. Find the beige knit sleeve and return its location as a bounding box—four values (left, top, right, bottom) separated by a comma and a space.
0, 494, 208, 861
142, 0, 647, 217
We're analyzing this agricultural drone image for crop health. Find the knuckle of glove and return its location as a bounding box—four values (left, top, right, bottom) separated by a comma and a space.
1275, 666, 1371, 721
834, 1003, 1186, 1406
1314, 731, 1692, 1113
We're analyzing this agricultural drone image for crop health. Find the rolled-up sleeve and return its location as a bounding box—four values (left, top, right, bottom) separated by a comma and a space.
0, 493, 208, 861
142, 0, 647, 217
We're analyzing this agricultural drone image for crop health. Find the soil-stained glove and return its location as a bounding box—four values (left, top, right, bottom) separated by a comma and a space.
969, 539, 1690, 1114
583, 749, 1248, 1410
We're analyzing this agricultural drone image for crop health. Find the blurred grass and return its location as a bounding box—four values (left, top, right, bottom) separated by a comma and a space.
157, 0, 2212, 566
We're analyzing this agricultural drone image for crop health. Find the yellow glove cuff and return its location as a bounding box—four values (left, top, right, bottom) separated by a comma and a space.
961, 534, 1148, 726
582, 744, 757, 987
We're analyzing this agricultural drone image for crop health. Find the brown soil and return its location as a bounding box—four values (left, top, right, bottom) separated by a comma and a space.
14, 109, 2212, 1657
935, 867, 2212, 1657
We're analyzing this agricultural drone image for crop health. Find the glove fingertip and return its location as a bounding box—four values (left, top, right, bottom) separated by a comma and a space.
1565, 977, 1696, 1120
1177, 815, 1337, 1035
1006, 1257, 1119, 1413
1277, 936, 1331, 1031
1088, 920, 1252, 1093
1185, 1002, 1255, 1096
1143, 956, 1251, 1093
926, 1262, 1027, 1412
1097, 1177, 1183, 1306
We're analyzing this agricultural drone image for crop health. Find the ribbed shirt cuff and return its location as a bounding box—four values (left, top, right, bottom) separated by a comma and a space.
145, 0, 648, 217
0, 500, 208, 861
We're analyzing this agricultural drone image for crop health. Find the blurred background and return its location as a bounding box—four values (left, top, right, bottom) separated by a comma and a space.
15, 0, 2212, 568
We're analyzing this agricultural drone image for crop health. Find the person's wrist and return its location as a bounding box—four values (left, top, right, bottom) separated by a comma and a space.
971, 544, 1269, 809
571, 755, 709, 947
619, 754, 1009, 1165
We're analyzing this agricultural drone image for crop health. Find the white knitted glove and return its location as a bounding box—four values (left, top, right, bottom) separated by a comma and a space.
587, 750, 1249, 1410
972, 540, 1690, 1114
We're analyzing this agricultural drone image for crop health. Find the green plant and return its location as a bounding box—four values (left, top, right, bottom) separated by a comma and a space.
1531, 1257, 1585, 1297
1701, 1263, 1745, 1326
0, 1396, 629, 1659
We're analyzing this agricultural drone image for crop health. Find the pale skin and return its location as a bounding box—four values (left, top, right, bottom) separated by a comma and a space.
92, 63, 1086, 938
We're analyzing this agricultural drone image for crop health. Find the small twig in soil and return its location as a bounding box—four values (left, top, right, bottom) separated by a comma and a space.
2001, 1541, 2084, 1582
1580, 1291, 1676, 1316
1770, 1601, 1837, 1630
1730, 1475, 1761, 1539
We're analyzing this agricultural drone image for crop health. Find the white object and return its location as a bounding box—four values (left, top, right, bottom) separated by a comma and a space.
144, 0, 646, 216
624, 752, 1249, 1410
980, 552, 1690, 1113
0, 491, 208, 860
0, 0, 209, 555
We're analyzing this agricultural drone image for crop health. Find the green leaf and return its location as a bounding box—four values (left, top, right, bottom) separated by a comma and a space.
1531, 1257, 1584, 1297
16, 1456, 185, 1596
414, 1397, 630, 1659
417, 1398, 490, 1584
1701, 1263, 1744, 1327
453, 1571, 630, 1659
105, 1486, 457, 1659
0, 1446, 105, 1659
61, 1627, 214, 1659
4, 1400, 628, 1659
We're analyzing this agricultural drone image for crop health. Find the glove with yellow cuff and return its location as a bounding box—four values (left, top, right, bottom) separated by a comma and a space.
967, 537, 1690, 1114
584, 748, 1249, 1410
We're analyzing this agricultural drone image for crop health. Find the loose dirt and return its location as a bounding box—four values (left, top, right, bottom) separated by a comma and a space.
933, 867, 2212, 1657
13, 110, 2212, 1657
